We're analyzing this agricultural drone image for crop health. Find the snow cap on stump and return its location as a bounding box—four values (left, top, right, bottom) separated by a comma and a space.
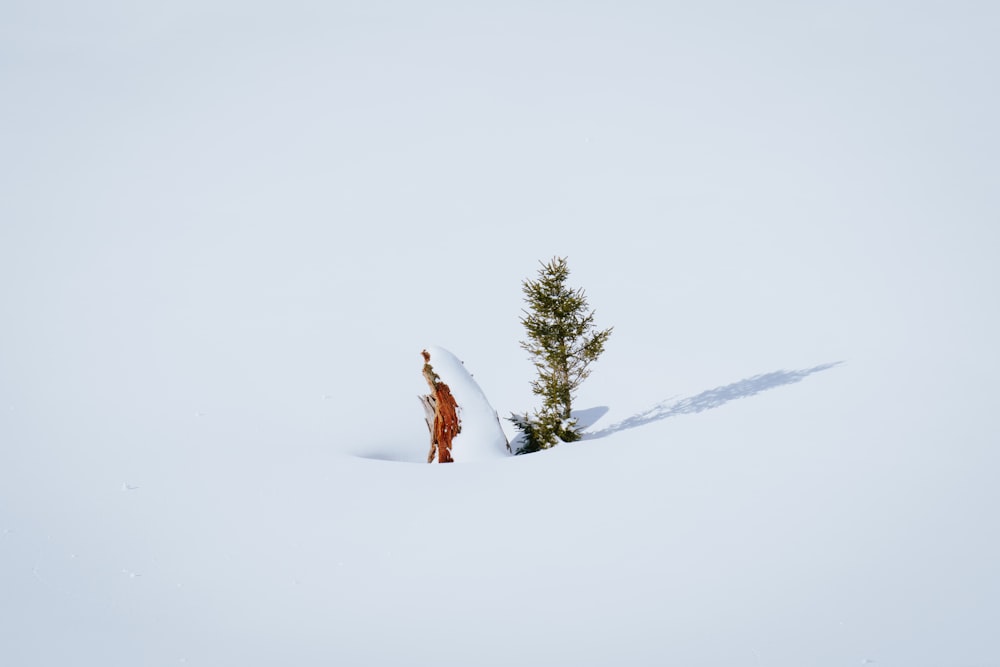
423, 345, 510, 462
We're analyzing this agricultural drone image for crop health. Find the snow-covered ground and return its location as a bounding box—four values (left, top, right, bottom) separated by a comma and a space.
2, 2, 999, 665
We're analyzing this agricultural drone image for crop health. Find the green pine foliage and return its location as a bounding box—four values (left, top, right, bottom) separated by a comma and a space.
510, 257, 612, 453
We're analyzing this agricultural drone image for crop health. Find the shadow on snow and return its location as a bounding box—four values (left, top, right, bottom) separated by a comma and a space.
583, 361, 843, 439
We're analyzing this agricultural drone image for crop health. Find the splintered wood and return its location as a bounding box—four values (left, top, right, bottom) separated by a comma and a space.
420, 349, 461, 463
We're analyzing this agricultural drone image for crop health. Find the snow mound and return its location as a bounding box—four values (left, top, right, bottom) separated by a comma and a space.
423, 345, 510, 462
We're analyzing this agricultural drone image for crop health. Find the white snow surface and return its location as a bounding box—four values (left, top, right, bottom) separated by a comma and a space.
420, 345, 509, 461
2, 2, 1000, 666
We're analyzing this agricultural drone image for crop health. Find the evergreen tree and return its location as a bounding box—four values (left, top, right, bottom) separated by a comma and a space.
511, 257, 612, 452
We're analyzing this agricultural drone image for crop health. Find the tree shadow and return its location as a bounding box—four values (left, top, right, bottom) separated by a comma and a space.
585, 361, 843, 439
572, 406, 610, 430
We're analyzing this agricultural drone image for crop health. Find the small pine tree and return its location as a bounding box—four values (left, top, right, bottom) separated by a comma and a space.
511, 257, 612, 452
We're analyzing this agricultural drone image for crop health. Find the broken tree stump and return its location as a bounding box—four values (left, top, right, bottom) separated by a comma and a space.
420, 349, 461, 463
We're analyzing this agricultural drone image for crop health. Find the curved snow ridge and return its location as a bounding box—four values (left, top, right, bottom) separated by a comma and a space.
423, 345, 510, 462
